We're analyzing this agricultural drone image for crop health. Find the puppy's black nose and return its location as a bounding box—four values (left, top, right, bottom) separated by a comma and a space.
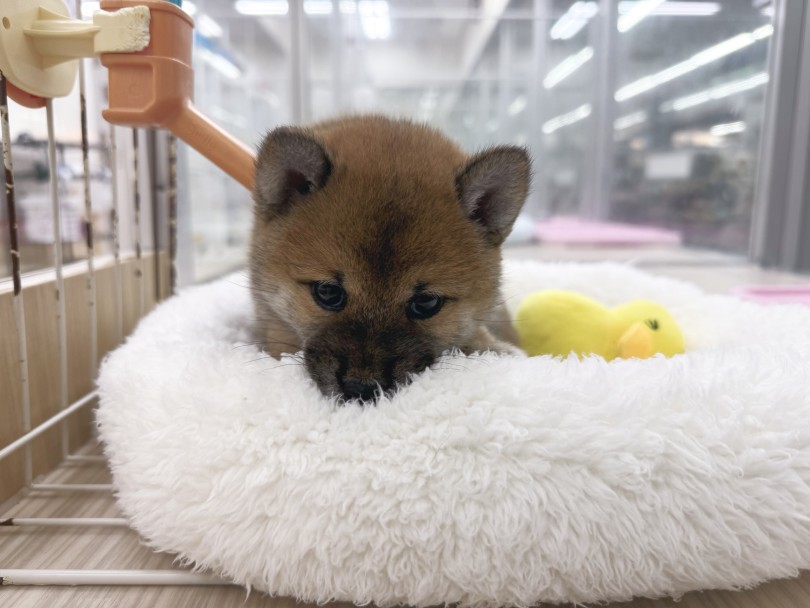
342, 378, 379, 402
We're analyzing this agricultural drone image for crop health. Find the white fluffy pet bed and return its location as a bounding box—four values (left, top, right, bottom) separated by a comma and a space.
97, 260, 810, 607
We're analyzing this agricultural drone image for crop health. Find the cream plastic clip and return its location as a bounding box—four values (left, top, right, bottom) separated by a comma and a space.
0, 0, 150, 100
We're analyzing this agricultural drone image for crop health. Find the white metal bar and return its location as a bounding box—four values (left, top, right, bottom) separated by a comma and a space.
290, 0, 304, 123
1, 72, 33, 485
146, 130, 162, 300
133, 128, 145, 316
0, 570, 231, 586
581, 0, 619, 220
65, 454, 106, 463
73, 30, 99, 383
11, 295, 31, 483
330, 0, 345, 113
297, 9, 311, 121
167, 134, 178, 293
45, 99, 70, 458
0, 518, 127, 527
0, 391, 96, 463
751, 1, 801, 267
110, 126, 124, 343
30, 484, 113, 492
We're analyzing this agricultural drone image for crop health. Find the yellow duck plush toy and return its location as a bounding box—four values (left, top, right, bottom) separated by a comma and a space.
514, 290, 685, 360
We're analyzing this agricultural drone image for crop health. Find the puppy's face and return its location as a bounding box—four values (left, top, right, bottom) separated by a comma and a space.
251, 117, 530, 401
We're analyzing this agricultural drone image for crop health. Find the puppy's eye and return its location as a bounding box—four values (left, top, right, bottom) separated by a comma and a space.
407, 293, 444, 320
311, 282, 346, 311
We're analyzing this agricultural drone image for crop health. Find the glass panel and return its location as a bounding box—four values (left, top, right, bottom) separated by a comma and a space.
298, 0, 776, 254
180, 0, 292, 283
137, 0, 778, 282
302, 0, 598, 221
609, 0, 774, 253
0, 58, 132, 280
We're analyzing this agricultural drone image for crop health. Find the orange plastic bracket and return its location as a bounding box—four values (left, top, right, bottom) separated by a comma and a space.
7, 81, 47, 109
99, 0, 255, 191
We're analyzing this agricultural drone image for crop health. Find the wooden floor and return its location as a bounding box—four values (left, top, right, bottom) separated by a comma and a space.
2, 441, 809, 608
2, 245, 810, 607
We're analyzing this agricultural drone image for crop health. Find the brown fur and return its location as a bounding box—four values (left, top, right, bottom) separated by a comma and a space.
250, 115, 530, 401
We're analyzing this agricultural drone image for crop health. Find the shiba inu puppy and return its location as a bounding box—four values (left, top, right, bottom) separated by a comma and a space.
250, 115, 530, 402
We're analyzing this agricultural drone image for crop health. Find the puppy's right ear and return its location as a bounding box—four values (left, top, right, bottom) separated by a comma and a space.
254, 127, 333, 220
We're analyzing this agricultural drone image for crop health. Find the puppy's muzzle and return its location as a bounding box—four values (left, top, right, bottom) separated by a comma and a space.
304, 323, 439, 403
340, 377, 384, 402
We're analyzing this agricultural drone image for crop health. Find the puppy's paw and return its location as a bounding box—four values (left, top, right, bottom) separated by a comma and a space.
490, 340, 527, 358
465, 326, 526, 357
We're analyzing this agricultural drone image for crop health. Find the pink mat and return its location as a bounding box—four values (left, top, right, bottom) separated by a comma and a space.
729, 285, 810, 307
535, 216, 681, 246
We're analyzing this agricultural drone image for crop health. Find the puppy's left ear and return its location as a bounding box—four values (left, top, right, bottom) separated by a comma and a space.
456, 146, 531, 246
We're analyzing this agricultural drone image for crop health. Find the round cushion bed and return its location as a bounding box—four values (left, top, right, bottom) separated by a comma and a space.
97, 260, 810, 607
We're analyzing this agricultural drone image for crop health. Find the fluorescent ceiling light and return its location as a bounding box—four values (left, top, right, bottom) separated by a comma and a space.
182, 0, 198, 16
710, 121, 746, 136
542, 104, 592, 134
543, 46, 594, 89
304, 0, 333, 15
660, 72, 769, 112
614, 111, 647, 130
197, 47, 242, 80
508, 95, 528, 116
234, 0, 288, 16
550, 2, 598, 41
615, 24, 773, 101
618, 0, 666, 32
197, 14, 223, 38
618, 1, 720, 16
359, 1, 390, 40
235, 0, 353, 16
